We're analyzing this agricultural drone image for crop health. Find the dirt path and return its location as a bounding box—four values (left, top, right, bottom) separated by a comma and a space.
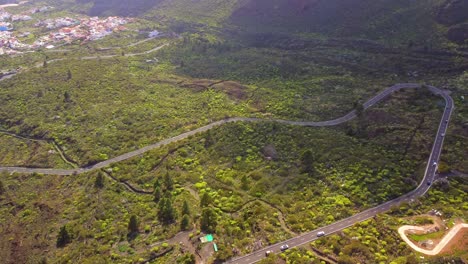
398, 223, 468, 255
0, 4, 18, 9
206, 174, 297, 236
0, 130, 78, 168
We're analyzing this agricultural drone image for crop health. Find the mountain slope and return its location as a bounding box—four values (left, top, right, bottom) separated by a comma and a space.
77, 0, 467, 47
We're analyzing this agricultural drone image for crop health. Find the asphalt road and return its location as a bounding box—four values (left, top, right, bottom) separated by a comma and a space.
225, 84, 454, 264
0, 83, 452, 176
80, 43, 168, 60
0, 83, 454, 263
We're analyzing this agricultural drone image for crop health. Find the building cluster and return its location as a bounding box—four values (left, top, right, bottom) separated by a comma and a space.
34, 17, 78, 29
0, 31, 27, 54
0, 21, 12, 30
11, 14, 32, 21
81, 16, 131, 40
28, 6, 53, 14
33, 16, 131, 45
0, 14, 132, 55
0, 9, 32, 30
0, 5, 51, 22
0, 10, 11, 22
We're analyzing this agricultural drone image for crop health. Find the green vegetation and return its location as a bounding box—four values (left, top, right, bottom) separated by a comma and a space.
56, 225, 72, 248
409, 230, 445, 242
260, 176, 467, 264
0, 0, 466, 263
94, 171, 104, 188
128, 215, 139, 234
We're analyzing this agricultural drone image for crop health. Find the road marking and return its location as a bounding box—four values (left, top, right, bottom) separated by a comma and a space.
0, 83, 453, 264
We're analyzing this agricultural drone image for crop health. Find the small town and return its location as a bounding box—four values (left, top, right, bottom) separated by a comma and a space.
0, 4, 132, 55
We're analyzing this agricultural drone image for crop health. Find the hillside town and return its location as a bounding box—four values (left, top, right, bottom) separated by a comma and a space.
0, 5, 132, 55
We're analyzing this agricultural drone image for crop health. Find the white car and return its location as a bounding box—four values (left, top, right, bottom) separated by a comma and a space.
433, 162, 437, 166
317, 231, 325, 237
280, 245, 289, 252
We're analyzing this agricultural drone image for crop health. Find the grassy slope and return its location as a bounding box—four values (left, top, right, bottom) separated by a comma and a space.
0, 90, 452, 263
0, 0, 466, 263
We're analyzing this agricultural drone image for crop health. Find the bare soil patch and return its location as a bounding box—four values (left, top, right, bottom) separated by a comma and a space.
440, 228, 468, 255
212, 81, 248, 100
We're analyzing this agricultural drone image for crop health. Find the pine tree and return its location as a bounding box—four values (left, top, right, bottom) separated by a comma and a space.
94, 172, 104, 189
182, 200, 190, 216
241, 175, 249, 190
200, 192, 211, 207
164, 172, 173, 191
355, 102, 364, 116
56, 225, 71, 247
154, 177, 161, 189
128, 215, 139, 233
153, 186, 161, 202
204, 130, 214, 148
301, 149, 315, 174
0, 180, 4, 195
158, 198, 175, 224
63, 91, 71, 103
201, 208, 217, 233
181, 214, 190, 230
66, 69, 72, 80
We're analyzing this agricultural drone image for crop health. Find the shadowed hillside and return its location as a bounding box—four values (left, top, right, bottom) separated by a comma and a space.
0, 0, 17, 4
77, 0, 467, 46
229, 0, 467, 46
76, 0, 162, 16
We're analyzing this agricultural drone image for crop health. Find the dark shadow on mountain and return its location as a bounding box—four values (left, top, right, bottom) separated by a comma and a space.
76, 0, 162, 16
228, 0, 467, 46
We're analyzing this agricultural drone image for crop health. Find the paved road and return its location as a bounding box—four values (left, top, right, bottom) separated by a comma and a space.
80, 43, 168, 60
225, 84, 454, 264
0, 83, 452, 176
0, 83, 454, 263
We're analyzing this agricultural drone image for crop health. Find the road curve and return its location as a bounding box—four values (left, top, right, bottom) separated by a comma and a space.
398, 224, 468, 255
225, 84, 453, 264
0, 83, 454, 263
0, 83, 451, 177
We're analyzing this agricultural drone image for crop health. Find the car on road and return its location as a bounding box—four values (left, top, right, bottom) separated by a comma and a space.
427, 181, 431, 186
317, 231, 325, 237
441, 133, 445, 137
265, 250, 272, 256
280, 245, 289, 252
433, 162, 437, 166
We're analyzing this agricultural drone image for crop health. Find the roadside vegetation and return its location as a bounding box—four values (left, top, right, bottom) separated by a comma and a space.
0, 0, 466, 263
260, 176, 468, 264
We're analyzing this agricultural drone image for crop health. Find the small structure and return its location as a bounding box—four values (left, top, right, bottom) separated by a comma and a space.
199, 234, 214, 243
148, 30, 160, 38
0, 26, 8, 31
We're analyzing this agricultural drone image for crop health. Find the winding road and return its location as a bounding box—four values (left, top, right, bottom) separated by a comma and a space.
225, 85, 454, 264
0, 82, 454, 263
398, 223, 468, 255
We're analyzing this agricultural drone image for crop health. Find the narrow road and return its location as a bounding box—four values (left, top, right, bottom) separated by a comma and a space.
0, 83, 454, 263
80, 43, 168, 60
0, 83, 451, 176
225, 85, 454, 264
398, 224, 468, 255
